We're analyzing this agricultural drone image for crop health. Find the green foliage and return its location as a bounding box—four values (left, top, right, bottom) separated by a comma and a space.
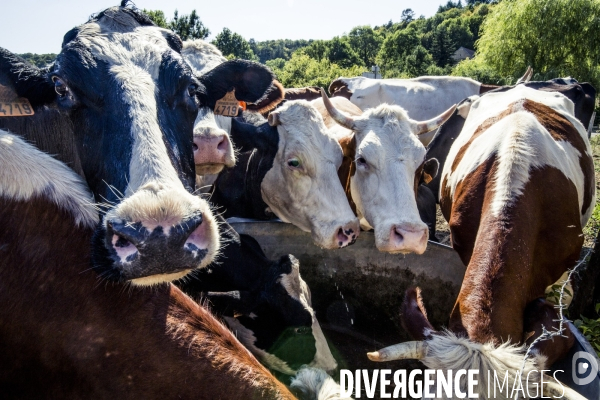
452, 56, 514, 85
170, 10, 210, 40
17, 53, 56, 68
143, 9, 210, 40
143, 9, 168, 28
268, 53, 366, 93
473, 0, 600, 89
325, 37, 363, 68
347, 26, 383, 67
212, 28, 257, 61
574, 304, 600, 357
250, 39, 311, 63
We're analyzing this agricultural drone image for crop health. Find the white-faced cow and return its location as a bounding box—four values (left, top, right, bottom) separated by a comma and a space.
0, 128, 347, 399
210, 100, 360, 249
0, 4, 230, 286
312, 91, 455, 254
367, 86, 595, 399
177, 231, 338, 379
181, 39, 284, 191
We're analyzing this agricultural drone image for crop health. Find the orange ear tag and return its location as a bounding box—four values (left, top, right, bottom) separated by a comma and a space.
214, 89, 241, 117
238, 101, 247, 111
0, 84, 34, 117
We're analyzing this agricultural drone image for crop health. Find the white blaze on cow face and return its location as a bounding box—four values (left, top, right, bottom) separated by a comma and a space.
71, 23, 219, 284
349, 105, 430, 254
261, 101, 360, 249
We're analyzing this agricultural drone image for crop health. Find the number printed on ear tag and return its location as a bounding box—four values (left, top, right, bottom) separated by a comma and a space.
214, 89, 240, 117
0, 85, 34, 117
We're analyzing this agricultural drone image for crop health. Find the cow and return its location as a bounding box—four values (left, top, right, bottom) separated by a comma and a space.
0, 128, 347, 399
312, 90, 455, 253
0, 4, 231, 286
210, 100, 361, 249
328, 69, 534, 146
422, 79, 597, 240
177, 232, 338, 380
180, 39, 284, 191
366, 85, 595, 399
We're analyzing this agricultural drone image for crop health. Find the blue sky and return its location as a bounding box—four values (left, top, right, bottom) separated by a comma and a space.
1, 0, 448, 54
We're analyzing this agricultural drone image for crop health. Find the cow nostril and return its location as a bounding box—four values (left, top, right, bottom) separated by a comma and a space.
114, 235, 132, 248
393, 228, 404, 242
216, 136, 228, 152
337, 228, 349, 247
192, 143, 198, 152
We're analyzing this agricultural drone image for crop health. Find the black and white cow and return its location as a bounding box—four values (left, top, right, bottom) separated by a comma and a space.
209, 101, 361, 249
181, 39, 284, 191
0, 4, 261, 285
177, 231, 338, 379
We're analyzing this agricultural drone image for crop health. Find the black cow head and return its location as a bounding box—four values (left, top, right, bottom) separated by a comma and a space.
0, 5, 248, 285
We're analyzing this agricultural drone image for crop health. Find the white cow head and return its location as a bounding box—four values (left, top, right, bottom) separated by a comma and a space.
322, 91, 455, 254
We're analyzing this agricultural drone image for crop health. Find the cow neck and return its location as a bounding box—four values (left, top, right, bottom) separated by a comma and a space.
245, 140, 279, 219
337, 134, 358, 215
0, 195, 294, 398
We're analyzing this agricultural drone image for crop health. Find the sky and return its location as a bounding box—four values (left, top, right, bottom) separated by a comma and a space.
0, 0, 448, 54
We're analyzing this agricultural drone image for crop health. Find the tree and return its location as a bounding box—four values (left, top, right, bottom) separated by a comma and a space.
18, 53, 56, 68
325, 37, 363, 68
347, 26, 383, 67
170, 10, 210, 40
212, 28, 257, 61
404, 46, 434, 77
143, 9, 210, 40
377, 28, 420, 75
471, 0, 600, 87
400, 9, 415, 25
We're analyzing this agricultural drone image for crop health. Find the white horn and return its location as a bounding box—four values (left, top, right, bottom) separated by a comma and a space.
414, 104, 457, 136
517, 66, 533, 84
320, 88, 356, 130
367, 341, 426, 362
541, 374, 586, 400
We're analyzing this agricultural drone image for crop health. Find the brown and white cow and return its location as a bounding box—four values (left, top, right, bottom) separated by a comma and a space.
367, 85, 595, 399
0, 129, 348, 399
312, 91, 455, 254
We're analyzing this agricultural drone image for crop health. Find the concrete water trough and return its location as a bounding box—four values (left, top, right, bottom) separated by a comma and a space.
228, 218, 600, 399
228, 218, 466, 375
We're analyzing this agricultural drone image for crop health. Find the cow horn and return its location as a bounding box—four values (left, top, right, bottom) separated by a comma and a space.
320, 88, 356, 130
516, 66, 533, 84
414, 104, 457, 136
541, 374, 586, 400
367, 341, 427, 362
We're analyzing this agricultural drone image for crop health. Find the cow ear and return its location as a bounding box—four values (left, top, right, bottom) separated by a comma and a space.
230, 118, 278, 153
0, 48, 55, 107
400, 287, 436, 340
197, 59, 278, 108
421, 158, 439, 184
267, 111, 280, 126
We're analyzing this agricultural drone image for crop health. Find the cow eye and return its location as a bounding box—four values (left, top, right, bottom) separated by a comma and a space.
287, 159, 301, 169
187, 83, 198, 97
356, 157, 368, 167
52, 76, 68, 98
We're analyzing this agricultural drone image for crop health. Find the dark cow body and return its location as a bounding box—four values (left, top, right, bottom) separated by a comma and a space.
177, 232, 337, 379
0, 131, 296, 399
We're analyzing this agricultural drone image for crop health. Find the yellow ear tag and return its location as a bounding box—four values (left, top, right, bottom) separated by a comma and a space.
214, 89, 240, 117
0, 85, 34, 117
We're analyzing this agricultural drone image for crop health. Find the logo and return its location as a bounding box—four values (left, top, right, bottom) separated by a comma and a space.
572, 351, 599, 386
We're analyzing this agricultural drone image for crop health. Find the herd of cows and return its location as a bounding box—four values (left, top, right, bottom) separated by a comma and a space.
0, 2, 598, 399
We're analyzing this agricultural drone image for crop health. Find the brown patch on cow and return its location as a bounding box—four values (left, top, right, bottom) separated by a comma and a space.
245, 80, 285, 115
284, 86, 322, 102
448, 163, 583, 350
413, 162, 424, 196
523, 298, 575, 367
479, 84, 500, 94
0, 194, 295, 398
328, 79, 352, 100
401, 287, 436, 341
338, 134, 358, 215
522, 99, 595, 216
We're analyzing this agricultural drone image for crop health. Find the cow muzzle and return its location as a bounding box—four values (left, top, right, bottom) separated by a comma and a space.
377, 222, 428, 254
93, 187, 219, 285
193, 129, 234, 175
